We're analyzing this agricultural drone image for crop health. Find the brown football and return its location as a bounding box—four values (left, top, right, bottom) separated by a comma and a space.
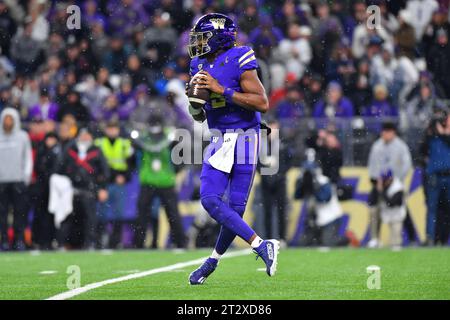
187, 82, 210, 110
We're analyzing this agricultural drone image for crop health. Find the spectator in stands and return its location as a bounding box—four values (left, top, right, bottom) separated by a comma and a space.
102, 35, 130, 75
361, 84, 398, 119
45, 55, 65, 89
0, 108, 32, 251
407, 70, 446, 102
0, 1, 17, 56
392, 51, 419, 108
56, 90, 90, 125
369, 43, 396, 89
330, 0, 357, 40
100, 93, 136, 122
107, 0, 150, 38
422, 7, 450, 58
420, 111, 450, 245
57, 128, 109, 249
366, 34, 385, 61
273, 0, 308, 35
79, 38, 100, 75
95, 120, 134, 249
47, 2, 73, 36
311, 0, 343, 72
154, 62, 177, 95
82, 0, 107, 31
45, 31, 65, 58
90, 19, 109, 58
28, 88, 58, 122
116, 77, 133, 105
395, 10, 416, 59
248, 14, 284, 49
139, 9, 178, 78
350, 58, 373, 110
9, 76, 24, 110
9, 19, 44, 75
20, 77, 40, 110
313, 81, 354, 120
351, 4, 392, 60
238, 0, 260, 35
53, 81, 69, 107
63, 41, 93, 79
0, 86, 12, 112
77, 72, 112, 121
160, 0, 193, 33
348, 0, 367, 40
377, 0, 400, 34
325, 40, 355, 92
303, 73, 324, 112
367, 121, 412, 248
405, 0, 439, 40
405, 82, 443, 131
124, 54, 148, 88
28, 0, 49, 42
275, 86, 306, 122
129, 84, 153, 123
277, 24, 312, 81
426, 28, 450, 99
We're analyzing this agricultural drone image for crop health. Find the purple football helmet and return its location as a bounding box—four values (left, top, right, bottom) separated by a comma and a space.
188, 13, 237, 58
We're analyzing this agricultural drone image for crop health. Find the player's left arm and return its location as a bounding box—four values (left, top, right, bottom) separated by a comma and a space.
196, 70, 269, 113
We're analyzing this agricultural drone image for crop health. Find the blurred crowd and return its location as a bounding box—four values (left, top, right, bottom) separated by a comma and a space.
0, 0, 450, 250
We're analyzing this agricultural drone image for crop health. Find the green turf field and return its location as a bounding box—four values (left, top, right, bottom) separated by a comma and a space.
0, 247, 449, 300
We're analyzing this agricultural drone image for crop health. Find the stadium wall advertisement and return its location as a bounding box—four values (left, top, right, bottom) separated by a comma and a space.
145, 167, 426, 248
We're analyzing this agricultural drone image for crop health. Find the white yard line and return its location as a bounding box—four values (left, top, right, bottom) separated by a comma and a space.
46, 249, 251, 300
39, 270, 58, 275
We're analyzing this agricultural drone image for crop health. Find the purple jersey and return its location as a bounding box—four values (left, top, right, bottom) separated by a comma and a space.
190, 46, 260, 132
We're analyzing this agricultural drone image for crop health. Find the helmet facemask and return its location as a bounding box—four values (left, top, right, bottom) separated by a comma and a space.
188, 31, 213, 58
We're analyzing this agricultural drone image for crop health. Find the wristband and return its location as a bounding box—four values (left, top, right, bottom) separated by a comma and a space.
223, 87, 235, 103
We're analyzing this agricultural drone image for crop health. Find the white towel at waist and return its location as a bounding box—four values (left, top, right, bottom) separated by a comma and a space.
48, 174, 74, 228
208, 132, 239, 173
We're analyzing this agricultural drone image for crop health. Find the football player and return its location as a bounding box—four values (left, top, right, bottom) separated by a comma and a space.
187, 13, 280, 285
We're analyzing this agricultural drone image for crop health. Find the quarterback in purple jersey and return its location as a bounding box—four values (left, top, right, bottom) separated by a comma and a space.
186, 13, 280, 285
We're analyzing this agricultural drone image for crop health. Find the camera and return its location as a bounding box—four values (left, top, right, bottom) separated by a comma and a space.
295, 149, 322, 199
431, 109, 448, 128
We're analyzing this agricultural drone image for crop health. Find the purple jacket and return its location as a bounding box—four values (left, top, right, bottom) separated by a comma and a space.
101, 98, 137, 121
361, 100, 398, 117
276, 100, 306, 120
313, 97, 354, 118
248, 27, 284, 47
107, 0, 150, 37
28, 103, 59, 121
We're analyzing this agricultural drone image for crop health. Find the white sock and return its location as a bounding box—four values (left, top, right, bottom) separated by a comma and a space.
250, 236, 264, 248
210, 249, 222, 261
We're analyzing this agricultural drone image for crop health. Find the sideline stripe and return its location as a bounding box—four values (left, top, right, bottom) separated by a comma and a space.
46, 249, 251, 300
